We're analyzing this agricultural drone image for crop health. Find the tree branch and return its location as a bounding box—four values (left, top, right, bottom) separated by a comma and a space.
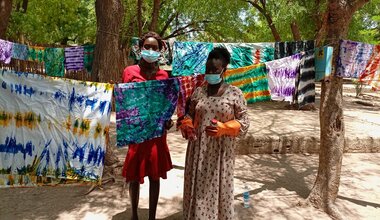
164, 28, 200, 39
164, 19, 210, 39
349, 0, 370, 14
159, 12, 178, 37
245, 0, 282, 41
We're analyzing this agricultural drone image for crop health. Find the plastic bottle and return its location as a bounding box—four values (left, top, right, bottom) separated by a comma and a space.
243, 183, 250, 208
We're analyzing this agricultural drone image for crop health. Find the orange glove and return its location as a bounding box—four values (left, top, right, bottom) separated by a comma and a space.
177, 117, 197, 140
205, 120, 241, 137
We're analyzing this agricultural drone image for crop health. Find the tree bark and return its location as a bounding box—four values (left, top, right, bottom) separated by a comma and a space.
149, 0, 161, 32
290, 20, 302, 41
306, 0, 369, 219
93, 0, 124, 83
137, 0, 142, 36
93, 0, 124, 166
0, 0, 12, 39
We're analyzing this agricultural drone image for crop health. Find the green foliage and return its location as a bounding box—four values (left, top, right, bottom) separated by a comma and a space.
7, 0, 96, 45
348, 0, 380, 44
5, 0, 379, 45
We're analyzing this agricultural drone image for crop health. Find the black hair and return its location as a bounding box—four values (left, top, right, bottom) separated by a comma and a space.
139, 31, 164, 50
206, 47, 231, 67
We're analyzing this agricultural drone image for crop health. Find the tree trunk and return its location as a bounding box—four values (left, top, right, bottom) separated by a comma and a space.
137, 0, 142, 36
306, 0, 369, 219
0, 0, 12, 39
93, 0, 124, 166
149, 0, 161, 32
93, 0, 124, 83
290, 20, 301, 41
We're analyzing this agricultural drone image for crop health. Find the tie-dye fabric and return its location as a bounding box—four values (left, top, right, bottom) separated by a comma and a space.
11, 43, 28, 61
84, 45, 95, 74
172, 41, 275, 76
359, 45, 380, 90
177, 75, 205, 118
274, 40, 315, 59
65, 46, 84, 71
0, 69, 113, 187
336, 40, 374, 78
215, 43, 275, 69
266, 54, 302, 102
172, 41, 214, 76
315, 46, 333, 81
44, 47, 65, 77
224, 63, 271, 104
296, 52, 315, 107
0, 39, 13, 64
28, 46, 45, 62
115, 78, 179, 146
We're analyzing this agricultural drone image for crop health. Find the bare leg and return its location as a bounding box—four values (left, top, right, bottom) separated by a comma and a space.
148, 177, 160, 220
129, 181, 140, 220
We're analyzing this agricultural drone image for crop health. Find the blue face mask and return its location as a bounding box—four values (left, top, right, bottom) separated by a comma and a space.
205, 74, 222, 85
141, 49, 161, 63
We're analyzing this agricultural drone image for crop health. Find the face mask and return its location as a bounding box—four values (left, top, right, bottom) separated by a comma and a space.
205, 74, 222, 85
141, 49, 161, 63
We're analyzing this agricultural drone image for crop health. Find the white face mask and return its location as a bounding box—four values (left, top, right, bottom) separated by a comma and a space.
141, 49, 161, 63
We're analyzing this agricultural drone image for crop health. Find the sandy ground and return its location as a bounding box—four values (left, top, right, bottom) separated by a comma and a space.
1, 83, 380, 220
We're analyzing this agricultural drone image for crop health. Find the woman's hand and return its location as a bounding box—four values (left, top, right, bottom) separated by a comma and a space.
205, 120, 241, 137
177, 117, 197, 140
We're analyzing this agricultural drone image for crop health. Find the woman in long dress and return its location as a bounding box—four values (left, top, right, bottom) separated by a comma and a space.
179, 47, 250, 219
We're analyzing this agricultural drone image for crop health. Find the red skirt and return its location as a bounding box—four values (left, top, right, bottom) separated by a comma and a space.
122, 134, 173, 184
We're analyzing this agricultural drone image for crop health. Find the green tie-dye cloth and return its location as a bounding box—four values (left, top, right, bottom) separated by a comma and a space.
84, 45, 95, 74
114, 78, 179, 146
28, 46, 45, 62
44, 47, 65, 77
224, 63, 271, 104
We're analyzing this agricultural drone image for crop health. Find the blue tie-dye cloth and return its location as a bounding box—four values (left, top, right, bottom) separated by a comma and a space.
336, 40, 374, 78
0, 69, 113, 187
172, 41, 214, 76
12, 43, 29, 61
171, 41, 275, 76
114, 78, 179, 146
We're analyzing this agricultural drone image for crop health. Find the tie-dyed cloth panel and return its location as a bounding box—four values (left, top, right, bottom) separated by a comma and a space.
84, 45, 95, 74
129, 37, 173, 66
172, 41, 275, 76
336, 40, 374, 78
28, 46, 45, 62
359, 45, 380, 90
0, 69, 113, 187
172, 41, 214, 77
65, 46, 85, 71
44, 47, 65, 77
266, 54, 302, 102
12, 43, 28, 61
274, 40, 315, 59
296, 52, 315, 108
315, 46, 333, 81
177, 75, 205, 118
0, 39, 13, 64
115, 78, 179, 146
224, 63, 271, 104
215, 43, 275, 69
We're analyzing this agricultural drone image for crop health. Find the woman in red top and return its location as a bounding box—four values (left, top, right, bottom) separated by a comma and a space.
121, 32, 173, 220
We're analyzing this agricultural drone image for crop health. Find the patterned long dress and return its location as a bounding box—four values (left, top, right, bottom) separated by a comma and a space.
183, 84, 250, 220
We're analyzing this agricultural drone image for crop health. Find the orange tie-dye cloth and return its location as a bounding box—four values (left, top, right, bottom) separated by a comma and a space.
359, 44, 380, 90
177, 74, 205, 118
